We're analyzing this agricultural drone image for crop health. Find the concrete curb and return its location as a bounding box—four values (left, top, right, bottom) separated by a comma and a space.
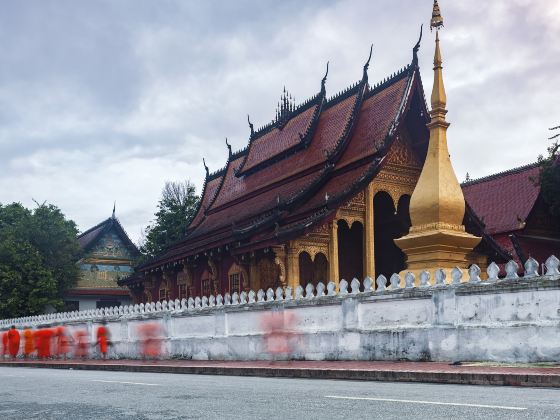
2, 361, 560, 388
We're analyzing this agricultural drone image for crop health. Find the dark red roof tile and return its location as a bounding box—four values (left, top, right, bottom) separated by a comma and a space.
239, 105, 319, 174
339, 76, 409, 167
189, 175, 224, 228
462, 164, 541, 235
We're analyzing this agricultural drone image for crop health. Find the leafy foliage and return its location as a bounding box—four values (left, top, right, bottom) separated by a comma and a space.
140, 180, 200, 259
0, 203, 82, 318
539, 126, 560, 217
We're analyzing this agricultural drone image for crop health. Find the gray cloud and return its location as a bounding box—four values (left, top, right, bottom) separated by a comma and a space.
0, 0, 557, 243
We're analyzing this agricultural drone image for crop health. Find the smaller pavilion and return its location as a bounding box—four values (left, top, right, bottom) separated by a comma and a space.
64, 208, 140, 311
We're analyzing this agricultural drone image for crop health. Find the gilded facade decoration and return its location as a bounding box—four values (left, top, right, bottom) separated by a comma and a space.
89, 232, 133, 260
176, 266, 193, 286
258, 258, 281, 291
77, 230, 135, 290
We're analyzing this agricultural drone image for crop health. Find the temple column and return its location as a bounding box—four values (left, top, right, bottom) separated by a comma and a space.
364, 184, 375, 280
328, 221, 339, 286
249, 255, 260, 291
286, 243, 299, 291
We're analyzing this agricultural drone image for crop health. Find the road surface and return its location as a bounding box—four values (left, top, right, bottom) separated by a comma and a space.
1, 366, 559, 419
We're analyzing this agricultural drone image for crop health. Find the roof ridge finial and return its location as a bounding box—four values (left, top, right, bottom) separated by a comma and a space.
112, 201, 116, 219
362, 44, 373, 80
225, 137, 232, 157
430, 0, 444, 31
203, 158, 209, 177
321, 61, 329, 91
413, 24, 423, 64
247, 114, 254, 137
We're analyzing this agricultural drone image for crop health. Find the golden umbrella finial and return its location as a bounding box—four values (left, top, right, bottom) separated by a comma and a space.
430, 0, 444, 31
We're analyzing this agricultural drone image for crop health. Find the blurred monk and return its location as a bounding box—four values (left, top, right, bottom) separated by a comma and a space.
95, 321, 110, 359
74, 329, 89, 359
7, 326, 20, 359
137, 323, 162, 360
36, 326, 54, 359
55, 325, 72, 359
1, 329, 8, 358
23, 327, 35, 358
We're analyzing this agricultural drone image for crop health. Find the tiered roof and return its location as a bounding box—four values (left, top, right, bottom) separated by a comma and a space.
78, 215, 139, 257
138, 38, 429, 271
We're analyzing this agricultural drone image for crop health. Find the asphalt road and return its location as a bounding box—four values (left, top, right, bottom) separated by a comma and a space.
1, 366, 560, 419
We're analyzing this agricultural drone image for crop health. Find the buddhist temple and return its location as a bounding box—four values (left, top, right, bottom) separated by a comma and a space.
65, 209, 140, 311
119, 17, 533, 304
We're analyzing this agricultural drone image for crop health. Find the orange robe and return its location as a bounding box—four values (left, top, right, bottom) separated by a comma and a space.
36, 328, 53, 359
56, 326, 71, 356
7, 329, 20, 357
74, 330, 89, 358
96, 326, 108, 355
23, 329, 34, 357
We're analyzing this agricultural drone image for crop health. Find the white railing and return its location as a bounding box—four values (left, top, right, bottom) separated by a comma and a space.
1, 255, 558, 328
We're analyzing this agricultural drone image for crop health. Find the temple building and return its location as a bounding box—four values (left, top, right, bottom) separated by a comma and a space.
120, 17, 549, 303
65, 210, 140, 311
462, 163, 560, 268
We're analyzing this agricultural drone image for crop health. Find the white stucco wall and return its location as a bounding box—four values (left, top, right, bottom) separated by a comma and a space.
3, 259, 560, 363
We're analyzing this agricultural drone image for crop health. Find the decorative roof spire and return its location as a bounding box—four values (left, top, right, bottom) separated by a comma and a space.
112, 202, 116, 219
321, 61, 329, 91
362, 44, 373, 80
430, 0, 444, 31
247, 115, 254, 137
203, 158, 209, 177
225, 137, 232, 157
412, 24, 423, 64
275, 86, 296, 126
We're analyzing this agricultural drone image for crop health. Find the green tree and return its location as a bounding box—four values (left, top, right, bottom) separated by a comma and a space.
140, 180, 200, 259
539, 126, 560, 217
0, 202, 82, 318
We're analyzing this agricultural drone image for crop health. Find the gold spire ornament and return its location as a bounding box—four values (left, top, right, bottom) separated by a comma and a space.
430, 0, 444, 31
394, 0, 482, 282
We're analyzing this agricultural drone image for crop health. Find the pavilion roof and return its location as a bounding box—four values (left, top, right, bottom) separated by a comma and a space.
78, 216, 140, 258
462, 163, 541, 235
138, 48, 424, 271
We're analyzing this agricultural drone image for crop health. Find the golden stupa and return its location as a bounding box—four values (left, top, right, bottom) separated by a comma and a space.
394, 2, 481, 282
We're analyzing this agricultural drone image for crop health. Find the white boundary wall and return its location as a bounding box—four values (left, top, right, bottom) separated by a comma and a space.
2, 256, 560, 363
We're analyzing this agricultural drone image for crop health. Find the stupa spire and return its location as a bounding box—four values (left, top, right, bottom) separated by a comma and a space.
394, 0, 482, 282
431, 31, 446, 112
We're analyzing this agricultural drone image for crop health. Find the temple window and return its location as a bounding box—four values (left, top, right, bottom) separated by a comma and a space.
202, 279, 211, 296
158, 288, 168, 302
178, 284, 187, 300
227, 263, 244, 294
229, 273, 241, 294
200, 268, 213, 296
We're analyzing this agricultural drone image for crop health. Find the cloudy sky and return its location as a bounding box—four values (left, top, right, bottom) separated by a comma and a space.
0, 0, 558, 243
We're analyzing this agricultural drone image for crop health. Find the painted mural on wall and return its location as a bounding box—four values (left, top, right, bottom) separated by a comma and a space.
77, 230, 135, 289
89, 232, 133, 260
